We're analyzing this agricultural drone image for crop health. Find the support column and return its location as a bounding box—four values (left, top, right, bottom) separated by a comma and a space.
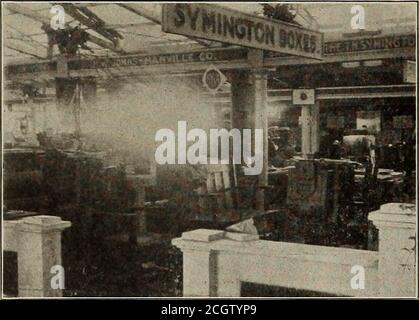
16, 215, 71, 297
369, 203, 416, 297
129, 176, 147, 236
26, 97, 39, 146
82, 78, 98, 109
55, 54, 86, 135
253, 70, 269, 210
55, 77, 78, 134
28, 98, 36, 135
311, 101, 320, 155
230, 49, 269, 211
46, 32, 54, 59
301, 101, 320, 157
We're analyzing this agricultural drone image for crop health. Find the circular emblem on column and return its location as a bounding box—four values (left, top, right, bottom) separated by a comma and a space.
292, 89, 315, 105
202, 65, 226, 94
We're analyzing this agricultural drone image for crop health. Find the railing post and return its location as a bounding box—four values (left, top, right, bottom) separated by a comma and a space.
16, 215, 71, 297
172, 229, 225, 297
172, 229, 258, 297
369, 203, 416, 297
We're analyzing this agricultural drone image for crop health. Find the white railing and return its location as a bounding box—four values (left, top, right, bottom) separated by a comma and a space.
172, 203, 416, 297
3, 215, 71, 297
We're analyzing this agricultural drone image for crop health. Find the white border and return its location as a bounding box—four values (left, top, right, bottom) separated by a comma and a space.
1, 1, 418, 300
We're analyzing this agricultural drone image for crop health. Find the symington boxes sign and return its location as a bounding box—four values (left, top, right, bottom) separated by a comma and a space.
162, 3, 323, 59
324, 34, 416, 55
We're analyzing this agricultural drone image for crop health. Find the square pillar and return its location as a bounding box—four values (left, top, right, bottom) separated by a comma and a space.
16, 215, 71, 297
301, 101, 319, 157
216, 252, 242, 297
128, 176, 148, 236
252, 70, 269, 210
369, 203, 416, 297
55, 77, 78, 134
173, 229, 226, 297
230, 64, 269, 210
182, 250, 218, 296
173, 229, 259, 297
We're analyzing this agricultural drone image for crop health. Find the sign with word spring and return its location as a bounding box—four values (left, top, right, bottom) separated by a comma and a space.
162, 3, 323, 59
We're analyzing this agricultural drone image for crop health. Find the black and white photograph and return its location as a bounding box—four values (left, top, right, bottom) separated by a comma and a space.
1, 1, 417, 301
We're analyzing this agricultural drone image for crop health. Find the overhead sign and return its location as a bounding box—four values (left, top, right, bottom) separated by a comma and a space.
67, 49, 247, 71
162, 3, 323, 59
356, 111, 381, 132
324, 34, 416, 55
403, 60, 416, 83
6, 49, 248, 76
5, 61, 56, 76
293, 89, 315, 105
202, 65, 226, 93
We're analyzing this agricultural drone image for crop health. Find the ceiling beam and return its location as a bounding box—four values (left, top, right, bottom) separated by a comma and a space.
60, 3, 124, 47
117, 3, 214, 48
5, 43, 46, 59
5, 23, 48, 49
6, 3, 122, 54
107, 22, 157, 28
117, 3, 160, 24
6, 3, 52, 25
77, 6, 123, 39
